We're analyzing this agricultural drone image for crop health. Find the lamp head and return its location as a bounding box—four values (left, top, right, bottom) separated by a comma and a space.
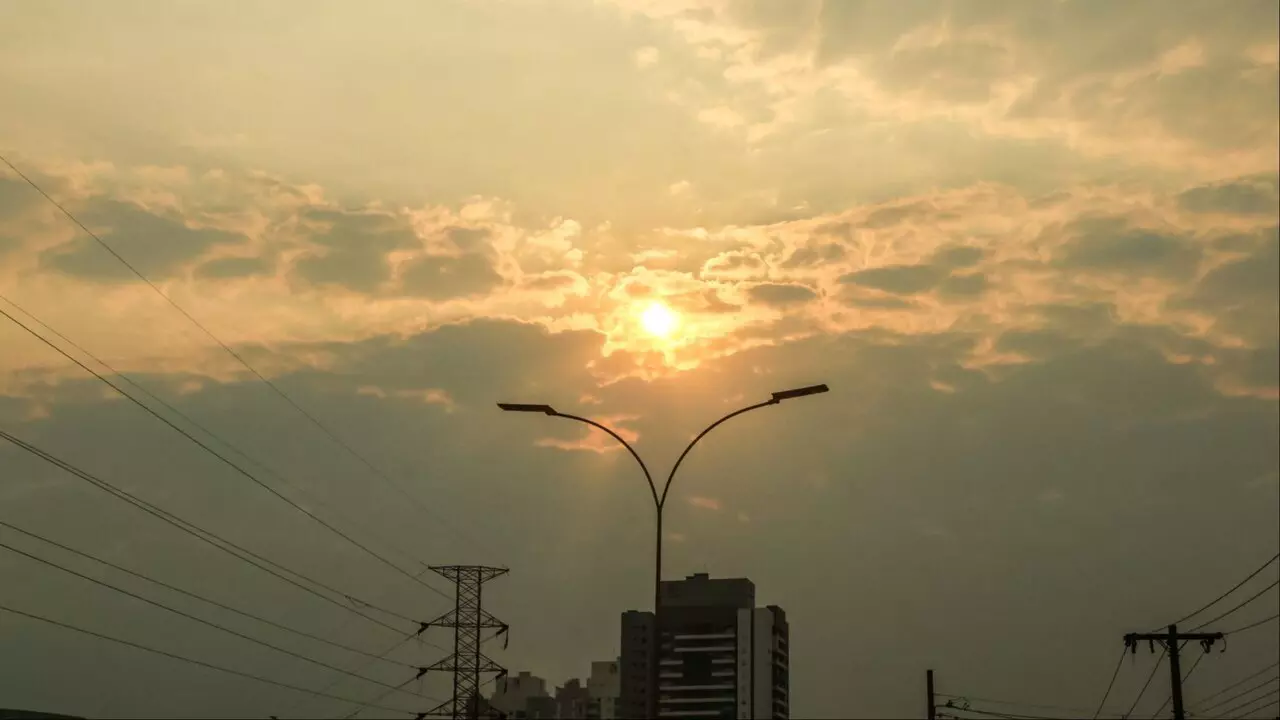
770, 384, 829, 402
497, 402, 558, 415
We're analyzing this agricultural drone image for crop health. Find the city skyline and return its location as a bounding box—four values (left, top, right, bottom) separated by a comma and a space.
2, 1, 1278, 718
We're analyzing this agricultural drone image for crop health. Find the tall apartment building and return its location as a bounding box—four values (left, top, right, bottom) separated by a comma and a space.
620, 610, 656, 718
619, 573, 789, 720
587, 659, 622, 719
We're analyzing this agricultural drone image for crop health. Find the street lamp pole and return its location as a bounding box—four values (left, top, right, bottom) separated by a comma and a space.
498, 383, 828, 718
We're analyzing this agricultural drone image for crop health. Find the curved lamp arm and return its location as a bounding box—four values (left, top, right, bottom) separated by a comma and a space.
498, 382, 827, 510
551, 412, 660, 508
659, 384, 829, 507
498, 402, 659, 507
659, 400, 775, 508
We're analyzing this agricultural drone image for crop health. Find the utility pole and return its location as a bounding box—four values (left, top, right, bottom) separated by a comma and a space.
421, 565, 510, 720
1123, 624, 1223, 720
926, 669, 936, 720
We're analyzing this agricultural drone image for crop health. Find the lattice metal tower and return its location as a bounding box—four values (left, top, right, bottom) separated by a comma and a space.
420, 565, 510, 720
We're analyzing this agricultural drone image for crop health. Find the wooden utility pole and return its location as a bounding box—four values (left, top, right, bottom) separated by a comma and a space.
927, 669, 936, 720
1123, 624, 1223, 720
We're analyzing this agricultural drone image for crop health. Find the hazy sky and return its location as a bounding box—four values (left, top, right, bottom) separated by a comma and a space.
1, 1, 1277, 718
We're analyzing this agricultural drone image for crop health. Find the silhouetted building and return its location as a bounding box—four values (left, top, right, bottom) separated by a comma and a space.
620, 573, 790, 719
620, 610, 656, 718
523, 695, 558, 719
556, 678, 590, 719
587, 659, 622, 719
489, 671, 550, 717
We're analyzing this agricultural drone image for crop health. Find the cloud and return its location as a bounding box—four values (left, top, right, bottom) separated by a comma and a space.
933, 245, 985, 269
839, 264, 944, 295
291, 209, 421, 293
634, 46, 660, 68
194, 255, 274, 279
746, 282, 818, 307
938, 272, 989, 298
1177, 173, 1280, 215
700, 250, 768, 280
535, 414, 641, 454
355, 385, 456, 411
1053, 218, 1203, 279
399, 252, 504, 300
40, 198, 249, 282
687, 495, 722, 511
612, 0, 1280, 173
781, 242, 845, 268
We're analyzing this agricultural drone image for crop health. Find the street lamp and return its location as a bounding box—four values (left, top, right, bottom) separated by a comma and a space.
498, 383, 829, 716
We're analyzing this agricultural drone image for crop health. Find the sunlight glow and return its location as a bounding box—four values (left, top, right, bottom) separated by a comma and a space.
640, 301, 680, 339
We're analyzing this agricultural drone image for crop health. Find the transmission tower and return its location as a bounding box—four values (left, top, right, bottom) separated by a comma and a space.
421, 565, 510, 720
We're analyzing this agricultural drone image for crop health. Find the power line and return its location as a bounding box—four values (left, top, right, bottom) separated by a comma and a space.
1200, 677, 1279, 714
281, 604, 429, 718
343, 676, 426, 720
936, 694, 1120, 718
1094, 646, 1128, 719
1234, 697, 1278, 719
0, 426, 416, 634
0, 536, 439, 703
1196, 662, 1280, 708
1151, 644, 1203, 719
0, 518, 425, 668
937, 700, 1083, 719
1190, 579, 1280, 632
0, 601, 421, 716
1, 152, 493, 561
1125, 646, 1167, 719
1211, 687, 1278, 719
1224, 613, 1279, 636
0, 302, 450, 602
0, 293, 430, 576
1157, 554, 1279, 631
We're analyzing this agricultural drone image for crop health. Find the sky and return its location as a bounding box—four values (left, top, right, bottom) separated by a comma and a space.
0, 0, 1277, 718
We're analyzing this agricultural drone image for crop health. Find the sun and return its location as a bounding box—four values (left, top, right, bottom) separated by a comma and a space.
640, 301, 680, 339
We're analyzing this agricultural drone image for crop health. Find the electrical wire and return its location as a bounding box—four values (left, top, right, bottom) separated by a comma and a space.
1211, 688, 1279, 719
1200, 677, 1280, 714
0, 427, 415, 633
280, 607, 426, 718
937, 700, 1082, 719
1150, 643, 1201, 719
935, 693, 1117, 718
0, 152, 494, 562
344, 627, 510, 720
1094, 646, 1128, 719
1196, 662, 1280, 708
1238, 697, 1278, 718
0, 518, 426, 667
342, 676, 425, 720
1155, 554, 1279, 632
1190, 579, 1280, 632
0, 601, 420, 716
0, 293, 430, 577
1224, 613, 1279, 636
1125, 646, 1167, 719
0, 537, 437, 702
0, 303, 450, 602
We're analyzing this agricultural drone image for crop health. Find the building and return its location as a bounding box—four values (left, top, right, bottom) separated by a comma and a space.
620, 573, 789, 720
587, 659, 622, 719
620, 610, 656, 718
556, 678, 590, 719
489, 671, 550, 718
523, 695, 558, 719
